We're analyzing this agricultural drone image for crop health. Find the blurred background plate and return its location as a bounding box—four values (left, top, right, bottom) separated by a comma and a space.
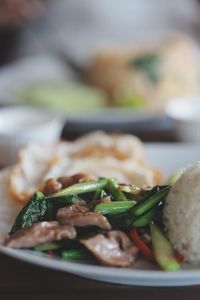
0, 53, 169, 134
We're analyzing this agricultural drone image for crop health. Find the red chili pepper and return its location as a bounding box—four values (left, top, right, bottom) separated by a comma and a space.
174, 251, 184, 263
130, 228, 154, 260
47, 250, 54, 256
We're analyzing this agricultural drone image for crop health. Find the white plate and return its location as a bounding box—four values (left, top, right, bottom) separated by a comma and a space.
1, 143, 200, 287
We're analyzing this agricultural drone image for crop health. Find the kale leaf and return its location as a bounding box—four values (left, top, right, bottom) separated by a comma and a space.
9, 192, 47, 235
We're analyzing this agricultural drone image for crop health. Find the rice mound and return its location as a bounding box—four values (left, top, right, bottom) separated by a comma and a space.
164, 162, 200, 263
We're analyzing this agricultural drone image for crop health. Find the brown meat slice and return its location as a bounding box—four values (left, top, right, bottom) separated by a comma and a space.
43, 178, 63, 196
57, 205, 111, 230
57, 173, 96, 188
81, 231, 138, 267
4, 221, 76, 248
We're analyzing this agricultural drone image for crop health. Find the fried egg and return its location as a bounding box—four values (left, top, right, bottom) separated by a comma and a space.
9, 131, 162, 203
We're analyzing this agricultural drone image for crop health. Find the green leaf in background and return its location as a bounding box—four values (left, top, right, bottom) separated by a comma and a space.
20, 82, 107, 111
128, 53, 160, 84
115, 88, 145, 108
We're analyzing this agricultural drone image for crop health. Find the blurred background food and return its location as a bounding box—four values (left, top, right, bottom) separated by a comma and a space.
20, 81, 107, 111
86, 36, 199, 110
0, 0, 200, 143
2, 35, 199, 114
1, 36, 199, 115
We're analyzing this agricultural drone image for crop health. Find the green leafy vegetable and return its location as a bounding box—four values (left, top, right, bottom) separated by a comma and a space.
9, 192, 47, 235
129, 53, 160, 83
131, 54, 159, 69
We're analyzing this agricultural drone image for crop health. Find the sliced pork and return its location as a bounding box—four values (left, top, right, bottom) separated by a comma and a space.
43, 178, 63, 196
81, 231, 138, 267
57, 204, 111, 230
57, 173, 96, 188
4, 221, 76, 248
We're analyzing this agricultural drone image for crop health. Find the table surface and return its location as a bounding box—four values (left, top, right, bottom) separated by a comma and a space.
1, 251, 200, 300
1, 126, 198, 300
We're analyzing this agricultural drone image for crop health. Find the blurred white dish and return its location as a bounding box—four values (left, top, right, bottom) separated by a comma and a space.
0, 106, 63, 166
165, 97, 200, 143
0, 54, 75, 105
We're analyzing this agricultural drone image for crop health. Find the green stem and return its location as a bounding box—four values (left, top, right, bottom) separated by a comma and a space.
150, 223, 180, 271
131, 186, 170, 216
106, 179, 127, 201
131, 207, 157, 227
34, 242, 60, 252
61, 249, 91, 260
46, 179, 107, 199
94, 200, 136, 215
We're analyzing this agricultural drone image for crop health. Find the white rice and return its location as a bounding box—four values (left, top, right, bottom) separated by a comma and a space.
164, 162, 200, 263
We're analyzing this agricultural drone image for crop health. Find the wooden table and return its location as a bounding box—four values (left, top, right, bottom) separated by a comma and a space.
1, 251, 200, 300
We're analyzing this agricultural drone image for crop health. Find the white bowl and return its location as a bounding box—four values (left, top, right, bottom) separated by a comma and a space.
165, 97, 200, 143
0, 106, 63, 165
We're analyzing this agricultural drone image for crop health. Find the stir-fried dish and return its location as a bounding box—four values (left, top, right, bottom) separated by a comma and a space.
4, 172, 183, 270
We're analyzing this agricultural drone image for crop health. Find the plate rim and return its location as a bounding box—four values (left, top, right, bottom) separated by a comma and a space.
1, 246, 200, 288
